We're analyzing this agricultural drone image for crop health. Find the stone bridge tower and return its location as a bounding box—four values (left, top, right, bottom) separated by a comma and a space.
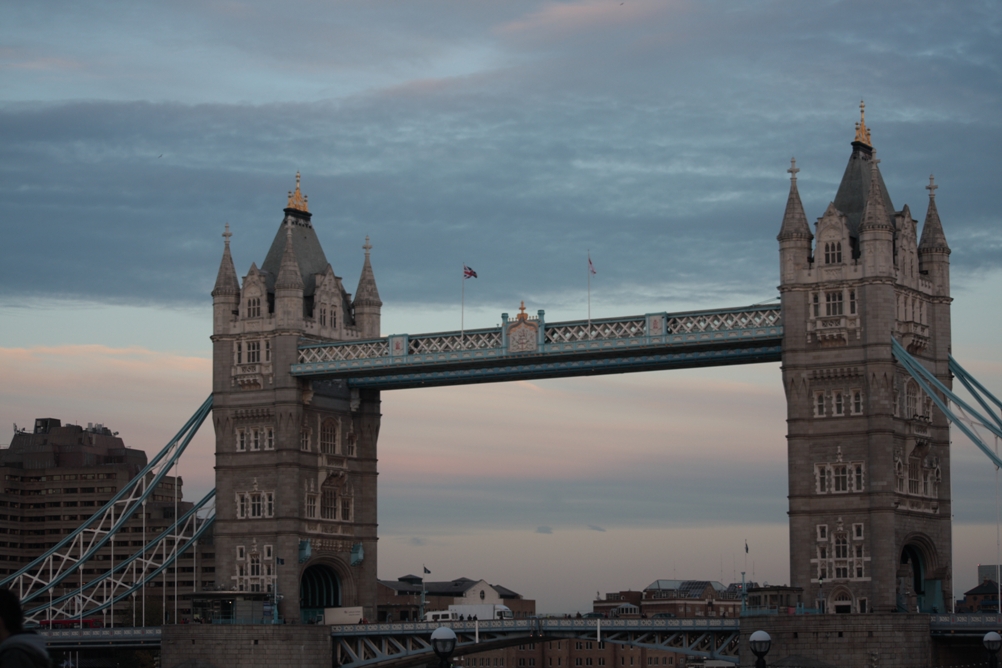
778, 105, 953, 614
211, 174, 382, 622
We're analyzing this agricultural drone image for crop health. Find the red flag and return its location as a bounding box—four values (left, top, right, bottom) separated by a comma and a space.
464, 265, 478, 279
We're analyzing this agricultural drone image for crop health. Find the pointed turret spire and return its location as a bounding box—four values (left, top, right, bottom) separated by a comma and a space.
854, 100, 872, 147
212, 223, 240, 296
778, 158, 813, 241
354, 236, 382, 307
286, 171, 309, 213
859, 155, 892, 232
919, 175, 950, 253
275, 222, 304, 290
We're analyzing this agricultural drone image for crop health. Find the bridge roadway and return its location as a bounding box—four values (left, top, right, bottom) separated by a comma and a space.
292, 304, 783, 389
33, 614, 1002, 657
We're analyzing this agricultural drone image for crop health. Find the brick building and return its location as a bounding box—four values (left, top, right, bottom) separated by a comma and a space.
1, 417, 216, 623
377, 575, 535, 621
594, 581, 743, 619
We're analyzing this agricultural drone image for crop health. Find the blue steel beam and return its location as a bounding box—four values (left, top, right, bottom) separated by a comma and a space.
331, 619, 741, 668
294, 305, 782, 389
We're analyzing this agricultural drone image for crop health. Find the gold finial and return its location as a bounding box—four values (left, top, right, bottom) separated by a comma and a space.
516, 301, 528, 321
286, 171, 309, 212
854, 100, 872, 146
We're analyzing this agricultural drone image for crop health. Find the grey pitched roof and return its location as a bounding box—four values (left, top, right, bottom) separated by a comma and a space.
260, 211, 330, 296
491, 584, 522, 599
919, 191, 950, 253
275, 223, 304, 291
354, 239, 382, 307
212, 236, 240, 296
964, 579, 999, 597
859, 158, 894, 233
777, 169, 812, 241
832, 143, 895, 242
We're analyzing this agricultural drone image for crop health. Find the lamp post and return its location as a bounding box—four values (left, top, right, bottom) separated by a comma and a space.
749, 630, 771, 668
432, 626, 458, 668
984, 631, 1001, 668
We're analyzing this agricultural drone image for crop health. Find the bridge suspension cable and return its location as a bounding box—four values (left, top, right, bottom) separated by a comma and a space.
0, 395, 213, 619
891, 339, 1002, 468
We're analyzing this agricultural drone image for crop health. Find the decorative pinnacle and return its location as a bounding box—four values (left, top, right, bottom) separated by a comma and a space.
363, 235, 372, 255
854, 100, 872, 146
926, 174, 938, 199
517, 301, 528, 320
787, 157, 800, 181
222, 222, 232, 247
286, 171, 309, 212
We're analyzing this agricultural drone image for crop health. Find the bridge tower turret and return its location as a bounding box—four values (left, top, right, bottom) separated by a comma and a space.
779, 104, 952, 614
211, 173, 381, 622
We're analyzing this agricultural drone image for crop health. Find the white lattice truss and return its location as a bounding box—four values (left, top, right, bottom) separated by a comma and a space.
0, 396, 213, 621
299, 307, 782, 364
409, 331, 502, 354
25, 494, 215, 623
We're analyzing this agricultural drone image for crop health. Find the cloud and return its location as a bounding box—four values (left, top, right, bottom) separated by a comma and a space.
408, 537, 427, 547
536, 526, 553, 534
587, 525, 606, 533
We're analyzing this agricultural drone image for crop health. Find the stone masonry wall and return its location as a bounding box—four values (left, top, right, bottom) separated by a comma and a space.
162, 625, 332, 668
738, 614, 930, 668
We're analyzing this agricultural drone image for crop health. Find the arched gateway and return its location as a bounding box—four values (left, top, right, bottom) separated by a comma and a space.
209, 107, 953, 620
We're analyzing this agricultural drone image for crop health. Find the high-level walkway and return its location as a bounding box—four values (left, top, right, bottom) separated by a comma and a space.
293, 304, 782, 389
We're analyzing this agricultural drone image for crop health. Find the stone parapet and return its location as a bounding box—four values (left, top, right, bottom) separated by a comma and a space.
162, 624, 332, 668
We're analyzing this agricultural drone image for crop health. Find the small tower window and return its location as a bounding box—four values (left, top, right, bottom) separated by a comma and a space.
833, 465, 848, 492
825, 291, 844, 316
834, 392, 844, 416
852, 390, 862, 415
812, 293, 820, 317
814, 392, 826, 417
265, 427, 274, 450
300, 429, 311, 451
235, 342, 243, 365
906, 382, 918, 418
264, 340, 271, 363
236, 429, 246, 452
247, 297, 261, 319
247, 341, 260, 364
320, 419, 338, 455
849, 290, 857, 315
306, 494, 317, 519
321, 488, 337, 520
853, 463, 864, 491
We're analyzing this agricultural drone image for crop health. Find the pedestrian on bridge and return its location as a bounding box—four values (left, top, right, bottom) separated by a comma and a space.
0, 589, 49, 668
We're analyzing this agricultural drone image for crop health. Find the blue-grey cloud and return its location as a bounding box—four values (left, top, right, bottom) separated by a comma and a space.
1, 2, 999, 313
536, 526, 553, 535
408, 537, 426, 547
587, 525, 606, 533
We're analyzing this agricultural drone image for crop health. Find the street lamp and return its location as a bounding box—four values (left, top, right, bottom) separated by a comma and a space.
984, 631, 1001, 668
432, 626, 458, 668
749, 630, 771, 668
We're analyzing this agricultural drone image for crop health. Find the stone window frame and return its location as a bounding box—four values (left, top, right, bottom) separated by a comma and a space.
853, 523, 864, 540
851, 389, 863, 415
823, 241, 843, 265
235, 341, 243, 365
300, 427, 312, 451
246, 297, 262, 319
265, 427, 274, 450
849, 289, 857, 315
816, 524, 828, 541
247, 340, 261, 364
825, 291, 844, 316
816, 461, 865, 495
833, 391, 844, 416
236, 545, 245, 561
814, 391, 826, 418
264, 544, 273, 560
236, 429, 247, 452
306, 493, 317, 519
320, 418, 339, 455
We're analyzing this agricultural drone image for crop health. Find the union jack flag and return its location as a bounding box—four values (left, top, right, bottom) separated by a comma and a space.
463, 265, 478, 279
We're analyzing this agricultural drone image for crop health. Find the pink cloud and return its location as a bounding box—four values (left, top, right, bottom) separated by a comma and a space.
499, 0, 677, 38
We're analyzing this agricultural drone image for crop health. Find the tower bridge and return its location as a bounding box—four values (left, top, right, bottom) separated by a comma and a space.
5, 108, 1002, 667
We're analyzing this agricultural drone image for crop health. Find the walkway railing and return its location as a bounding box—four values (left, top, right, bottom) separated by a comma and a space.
294, 304, 782, 388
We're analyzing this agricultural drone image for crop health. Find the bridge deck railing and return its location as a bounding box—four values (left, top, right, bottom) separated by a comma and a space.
295, 304, 782, 374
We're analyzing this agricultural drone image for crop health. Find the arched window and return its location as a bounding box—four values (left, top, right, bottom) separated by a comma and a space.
339, 492, 353, 522
320, 419, 338, 454
815, 392, 825, 417
824, 243, 831, 264
247, 297, 261, 318
250, 554, 261, 576
905, 382, 918, 418
834, 392, 844, 416
834, 242, 842, 263
300, 428, 311, 451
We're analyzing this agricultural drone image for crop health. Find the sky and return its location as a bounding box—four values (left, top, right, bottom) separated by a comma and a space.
1, 0, 1001, 613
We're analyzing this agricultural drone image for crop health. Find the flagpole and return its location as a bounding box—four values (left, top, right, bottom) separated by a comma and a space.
587, 251, 592, 340
461, 263, 465, 346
